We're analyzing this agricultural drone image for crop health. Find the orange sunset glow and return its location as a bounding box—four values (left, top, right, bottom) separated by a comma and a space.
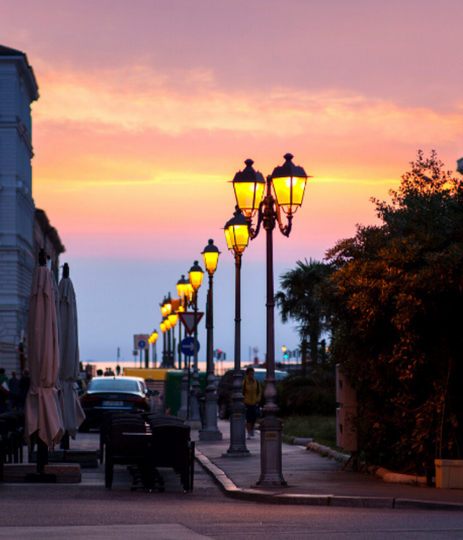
2, 0, 462, 364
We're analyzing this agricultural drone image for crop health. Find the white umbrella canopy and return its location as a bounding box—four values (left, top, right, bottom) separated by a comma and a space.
58, 264, 85, 438
25, 262, 64, 449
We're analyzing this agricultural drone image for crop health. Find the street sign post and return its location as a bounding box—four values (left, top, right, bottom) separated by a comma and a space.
134, 334, 150, 350
180, 336, 200, 357
178, 312, 204, 335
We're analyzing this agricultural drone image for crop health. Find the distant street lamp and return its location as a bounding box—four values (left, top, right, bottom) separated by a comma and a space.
160, 320, 167, 366
199, 239, 222, 441
224, 206, 250, 455
160, 295, 174, 367
177, 274, 190, 420
168, 311, 178, 367
188, 260, 204, 427
150, 330, 159, 368
231, 154, 309, 485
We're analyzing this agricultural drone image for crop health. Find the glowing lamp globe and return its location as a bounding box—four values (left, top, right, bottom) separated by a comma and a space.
232, 159, 265, 220
271, 153, 310, 215
202, 239, 220, 276
189, 260, 204, 292
224, 207, 249, 255
168, 312, 178, 327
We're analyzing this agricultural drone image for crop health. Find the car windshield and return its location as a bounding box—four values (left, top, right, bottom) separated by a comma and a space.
88, 378, 140, 393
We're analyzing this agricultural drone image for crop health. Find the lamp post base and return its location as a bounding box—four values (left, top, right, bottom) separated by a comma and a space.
186, 419, 202, 430
199, 393, 223, 441
255, 416, 287, 486
178, 369, 189, 420
225, 402, 249, 456
199, 428, 223, 441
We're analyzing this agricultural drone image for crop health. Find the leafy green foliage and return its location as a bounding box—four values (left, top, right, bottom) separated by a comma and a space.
276, 259, 334, 368
276, 364, 336, 416
325, 151, 463, 472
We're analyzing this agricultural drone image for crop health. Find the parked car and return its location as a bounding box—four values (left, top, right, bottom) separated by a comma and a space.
79, 376, 153, 431
217, 368, 288, 420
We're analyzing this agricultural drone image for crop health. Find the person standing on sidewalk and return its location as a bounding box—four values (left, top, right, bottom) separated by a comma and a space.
242, 367, 262, 439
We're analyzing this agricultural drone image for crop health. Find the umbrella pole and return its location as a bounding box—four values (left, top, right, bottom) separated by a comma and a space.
60, 431, 70, 450
37, 438, 48, 474
24, 435, 57, 483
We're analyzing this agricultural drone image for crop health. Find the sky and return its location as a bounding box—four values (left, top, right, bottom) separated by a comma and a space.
1, 0, 463, 368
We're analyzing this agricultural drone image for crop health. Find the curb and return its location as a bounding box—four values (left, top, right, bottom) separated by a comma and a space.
195, 449, 463, 511
305, 441, 431, 486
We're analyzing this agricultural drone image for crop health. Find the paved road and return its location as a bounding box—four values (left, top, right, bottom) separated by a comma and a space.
1, 431, 463, 539
1, 480, 463, 539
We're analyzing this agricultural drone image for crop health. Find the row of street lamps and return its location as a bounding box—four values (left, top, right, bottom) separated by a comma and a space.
151, 241, 223, 440
149, 153, 308, 485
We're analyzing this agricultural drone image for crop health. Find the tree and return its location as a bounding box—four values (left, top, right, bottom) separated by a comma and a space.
326, 151, 463, 472
276, 259, 333, 371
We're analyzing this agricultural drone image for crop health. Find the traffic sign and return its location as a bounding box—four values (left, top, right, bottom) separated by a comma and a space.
180, 336, 200, 357
178, 312, 204, 335
134, 334, 150, 350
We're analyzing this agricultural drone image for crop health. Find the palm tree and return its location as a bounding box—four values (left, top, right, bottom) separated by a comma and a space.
276, 259, 332, 371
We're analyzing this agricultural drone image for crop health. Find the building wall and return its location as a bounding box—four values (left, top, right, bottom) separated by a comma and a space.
0, 48, 38, 373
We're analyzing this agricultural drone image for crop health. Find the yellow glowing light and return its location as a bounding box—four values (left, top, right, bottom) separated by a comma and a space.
168, 312, 178, 327
202, 239, 220, 275
272, 176, 307, 215
226, 223, 249, 254
234, 181, 265, 220
189, 261, 204, 292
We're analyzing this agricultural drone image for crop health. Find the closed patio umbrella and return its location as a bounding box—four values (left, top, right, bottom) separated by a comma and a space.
25, 250, 64, 470
58, 263, 85, 445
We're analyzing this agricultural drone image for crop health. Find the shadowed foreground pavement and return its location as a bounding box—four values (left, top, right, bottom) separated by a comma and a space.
195, 420, 463, 510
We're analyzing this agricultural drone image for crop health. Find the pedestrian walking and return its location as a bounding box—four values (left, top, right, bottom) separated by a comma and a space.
241, 367, 262, 439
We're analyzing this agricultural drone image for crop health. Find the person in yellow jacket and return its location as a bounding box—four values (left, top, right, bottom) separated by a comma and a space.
241, 367, 262, 439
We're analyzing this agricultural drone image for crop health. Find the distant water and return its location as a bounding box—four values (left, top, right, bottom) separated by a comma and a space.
81, 359, 301, 377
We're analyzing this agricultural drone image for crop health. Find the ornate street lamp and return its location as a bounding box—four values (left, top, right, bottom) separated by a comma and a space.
177, 275, 190, 420
168, 310, 178, 367
224, 206, 250, 455
150, 330, 159, 368
232, 154, 309, 485
199, 239, 222, 441
160, 295, 174, 368
188, 260, 204, 427
160, 320, 167, 367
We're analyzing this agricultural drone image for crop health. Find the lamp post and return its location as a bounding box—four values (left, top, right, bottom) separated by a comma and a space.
150, 330, 158, 368
199, 239, 223, 441
170, 298, 183, 369
231, 154, 309, 485
188, 260, 204, 428
160, 296, 174, 367
224, 207, 250, 455
168, 311, 178, 368
160, 320, 167, 367
177, 275, 190, 420
164, 316, 172, 368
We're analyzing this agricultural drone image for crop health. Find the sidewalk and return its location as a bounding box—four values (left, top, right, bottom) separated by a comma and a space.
194, 419, 463, 511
